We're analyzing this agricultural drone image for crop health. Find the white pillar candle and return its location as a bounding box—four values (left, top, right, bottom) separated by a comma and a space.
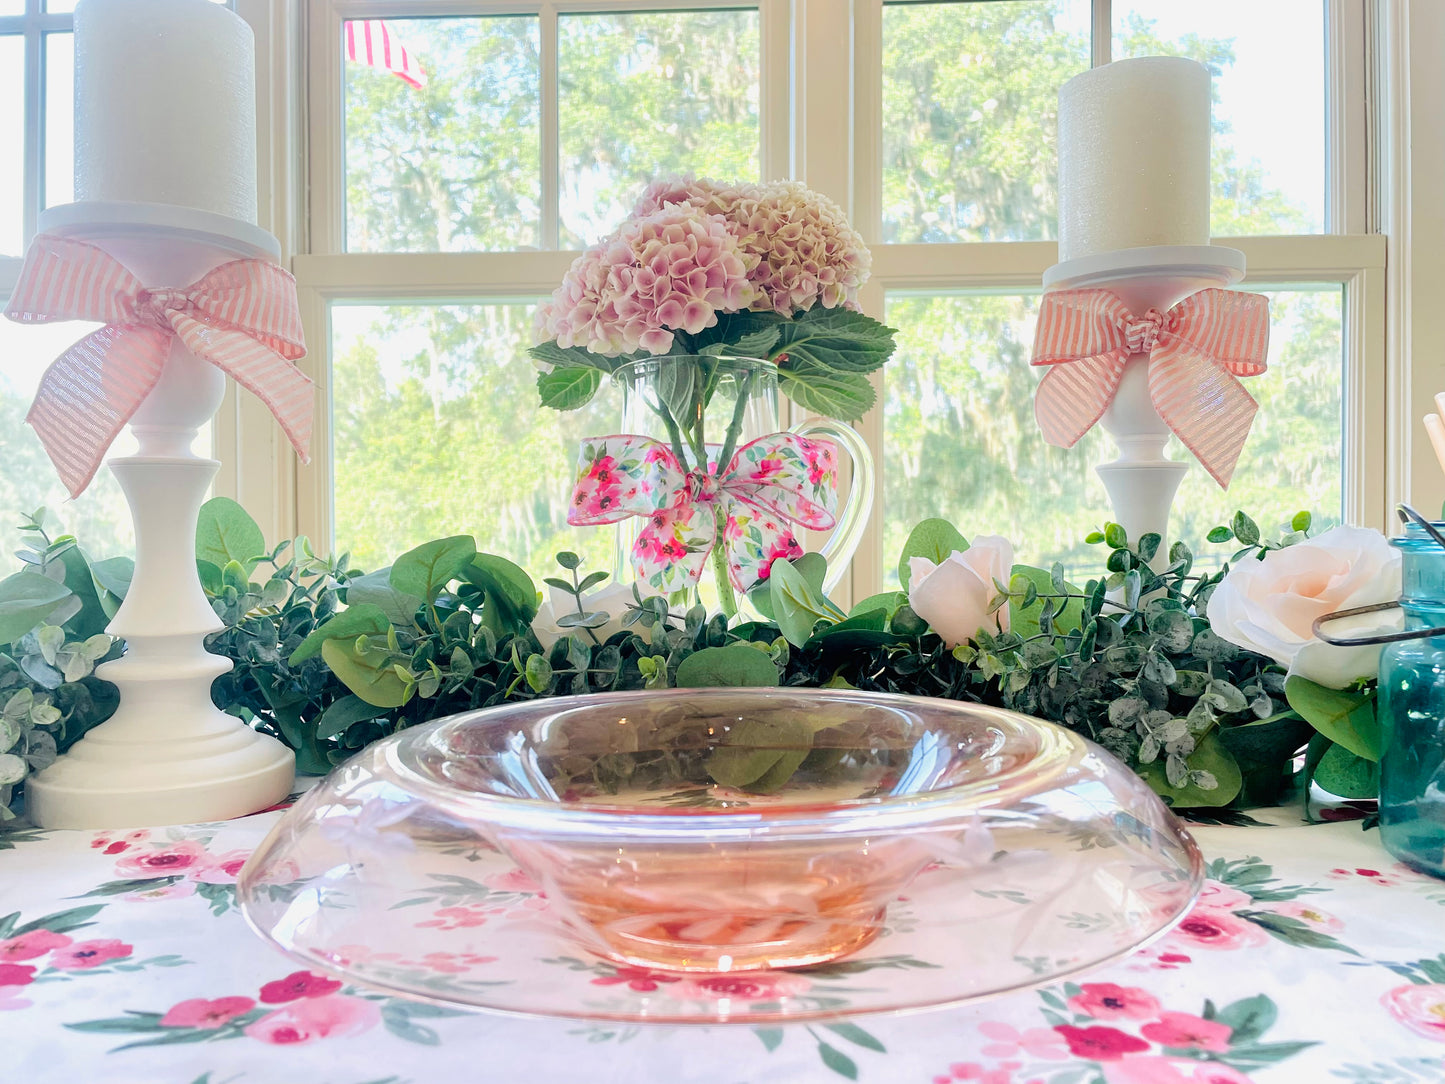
73, 0, 257, 224
1057, 56, 1210, 263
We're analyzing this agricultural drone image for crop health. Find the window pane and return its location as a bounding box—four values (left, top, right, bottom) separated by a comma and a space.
1, 35, 23, 257
45, 31, 74, 209
0, 1, 23, 16
0, 320, 136, 556
344, 17, 540, 253
1115, 0, 1325, 234
558, 9, 760, 247
882, 286, 1342, 580
881, 0, 1091, 244
330, 302, 614, 580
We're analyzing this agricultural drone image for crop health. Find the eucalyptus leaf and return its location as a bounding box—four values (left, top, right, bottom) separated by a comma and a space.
289, 603, 393, 664
0, 571, 73, 646
321, 638, 410, 708
463, 554, 539, 638
314, 694, 384, 740
897, 520, 969, 591
347, 568, 424, 626
675, 643, 780, 688
1284, 676, 1381, 760
391, 536, 477, 603
706, 716, 812, 792
769, 558, 841, 648
1140, 733, 1244, 807
196, 497, 264, 573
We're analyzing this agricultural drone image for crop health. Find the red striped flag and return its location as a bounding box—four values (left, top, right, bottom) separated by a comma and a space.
345, 20, 428, 90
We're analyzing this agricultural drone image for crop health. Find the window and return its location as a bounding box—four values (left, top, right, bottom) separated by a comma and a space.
5, 0, 1438, 600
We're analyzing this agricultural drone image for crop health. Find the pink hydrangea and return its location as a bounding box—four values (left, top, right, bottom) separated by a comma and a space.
537, 205, 755, 357
633, 176, 871, 316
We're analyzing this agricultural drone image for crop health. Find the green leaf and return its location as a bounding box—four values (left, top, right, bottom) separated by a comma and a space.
769, 558, 841, 648
848, 591, 907, 620
1008, 564, 1084, 639
528, 341, 616, 373
1140, 733, 1243, 807
346, 568, 423, 626
823, 1022, 886, 1053
1217, 713, 1314, 807
675, 643, 780, 688
754, 1027, 784, 1052
776, 358, 876, 421
289, 603, 393, 664
55, 546, 111, 640
195, 497, 264, 573
816, 1040, 859, 1080
1291, 510, 1313, 533
462, 554, 539, 639
897, 519, 969, 591
1206, 525, 1234, 544
321, 638, 410, 708
707, 716, 811, 793
1284, 676, 1381, 760
88, 555, 133, 618
1313, 741, 1380, 798
770, 307, 896, 373
1232, 511, 1261, 546
1104, 522, 1128, 549
1212, 994, 1277, 1046
12, 904, 104, 937
1238, 910, 1361, 955
536, 366, 603, 410
0, 571, 72, 645
314, 694, 384, 740
391, 536, 477, 603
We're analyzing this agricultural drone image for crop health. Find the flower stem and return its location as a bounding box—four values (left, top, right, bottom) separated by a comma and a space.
715, 370, 754, 472
712, 504, 738, 619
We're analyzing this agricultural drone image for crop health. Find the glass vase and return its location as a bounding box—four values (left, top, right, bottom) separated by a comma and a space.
612, 355, 873, 617
1378, 520, 1445, 879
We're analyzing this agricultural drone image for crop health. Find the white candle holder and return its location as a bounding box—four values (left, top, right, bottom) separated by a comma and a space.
23, 201, 296, 830
1042, 244, 1246, 569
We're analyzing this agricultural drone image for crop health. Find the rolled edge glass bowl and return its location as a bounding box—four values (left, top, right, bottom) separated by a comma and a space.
238, 689, 1204, 1023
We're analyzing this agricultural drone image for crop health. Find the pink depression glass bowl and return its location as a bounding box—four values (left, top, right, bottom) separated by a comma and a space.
239, 689, 1204, 1022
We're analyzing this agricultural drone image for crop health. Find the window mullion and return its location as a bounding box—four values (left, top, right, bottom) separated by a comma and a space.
22, 13, 41, 244
540, 2, 558, 250
1091, 0, 1111, 67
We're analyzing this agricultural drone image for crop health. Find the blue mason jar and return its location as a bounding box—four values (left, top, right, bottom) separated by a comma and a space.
1378, 520, 1445, 878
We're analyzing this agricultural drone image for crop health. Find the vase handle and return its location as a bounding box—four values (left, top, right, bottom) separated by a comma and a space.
788, 419, 874, 594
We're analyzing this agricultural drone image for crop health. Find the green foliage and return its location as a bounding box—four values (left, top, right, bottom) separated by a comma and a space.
0, 501, 1353, 821
896, 519, 969, 591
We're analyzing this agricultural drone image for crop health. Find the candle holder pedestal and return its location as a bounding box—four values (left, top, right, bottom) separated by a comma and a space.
23, 202, 295, 829
1043, 245, 1245, 570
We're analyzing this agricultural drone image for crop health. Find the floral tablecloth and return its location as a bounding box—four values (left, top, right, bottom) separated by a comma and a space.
2, 804, 1443, 1084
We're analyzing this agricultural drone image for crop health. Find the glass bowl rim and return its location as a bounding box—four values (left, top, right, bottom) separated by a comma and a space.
381, 688, 1084, 842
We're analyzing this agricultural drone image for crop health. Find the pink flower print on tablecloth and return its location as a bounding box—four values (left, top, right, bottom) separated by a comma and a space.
668, 971, 811, 1002
1328, 865, 1402, 887
48, 939, 131, 970
1382, 984, 1445, 1042
90, 829, 151, 854
0, 963, 36, 988
1164, 907, 1268, 952
1068, 983, 1162, 1021
1103, 1056, 1254, 1084
1053, 1024, 1151, 1061
410, 952, 499, 974
1195, 880, 1253, 910
0, 929, 72, 961
414, 904, 491, 931
244, 993, 381, 1045
160, 996, 257, 1028
1139, 1011, 1234, 1052
933, 1061, 1025, 1084
114, 839, 211, 877
1267, 899, 1343, 931
976, 1020, 1070, 1061
191, 849, 252, 885
258, 970, 344, 1004
591, 966, 682, 994
483, 867, 542, 894
124, 880, 197, 903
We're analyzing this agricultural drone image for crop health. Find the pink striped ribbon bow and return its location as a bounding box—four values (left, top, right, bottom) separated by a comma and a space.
1030, 288, 1270, 488
5, 235, 313, 497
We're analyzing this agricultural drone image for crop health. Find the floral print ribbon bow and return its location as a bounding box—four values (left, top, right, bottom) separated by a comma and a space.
567, 432, 840, 594
1030, 287, 1269, 488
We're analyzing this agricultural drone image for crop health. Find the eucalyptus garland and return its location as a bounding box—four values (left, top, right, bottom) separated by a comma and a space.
0, 499, 1365, 824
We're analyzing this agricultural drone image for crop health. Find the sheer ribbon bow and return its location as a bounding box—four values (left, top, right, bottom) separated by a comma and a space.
568, 432, 840, 594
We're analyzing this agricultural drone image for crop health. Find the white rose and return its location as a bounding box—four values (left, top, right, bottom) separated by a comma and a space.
531, 582, 638, 650
1208, 524, 1402, 689
907, 535, 1015, 648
